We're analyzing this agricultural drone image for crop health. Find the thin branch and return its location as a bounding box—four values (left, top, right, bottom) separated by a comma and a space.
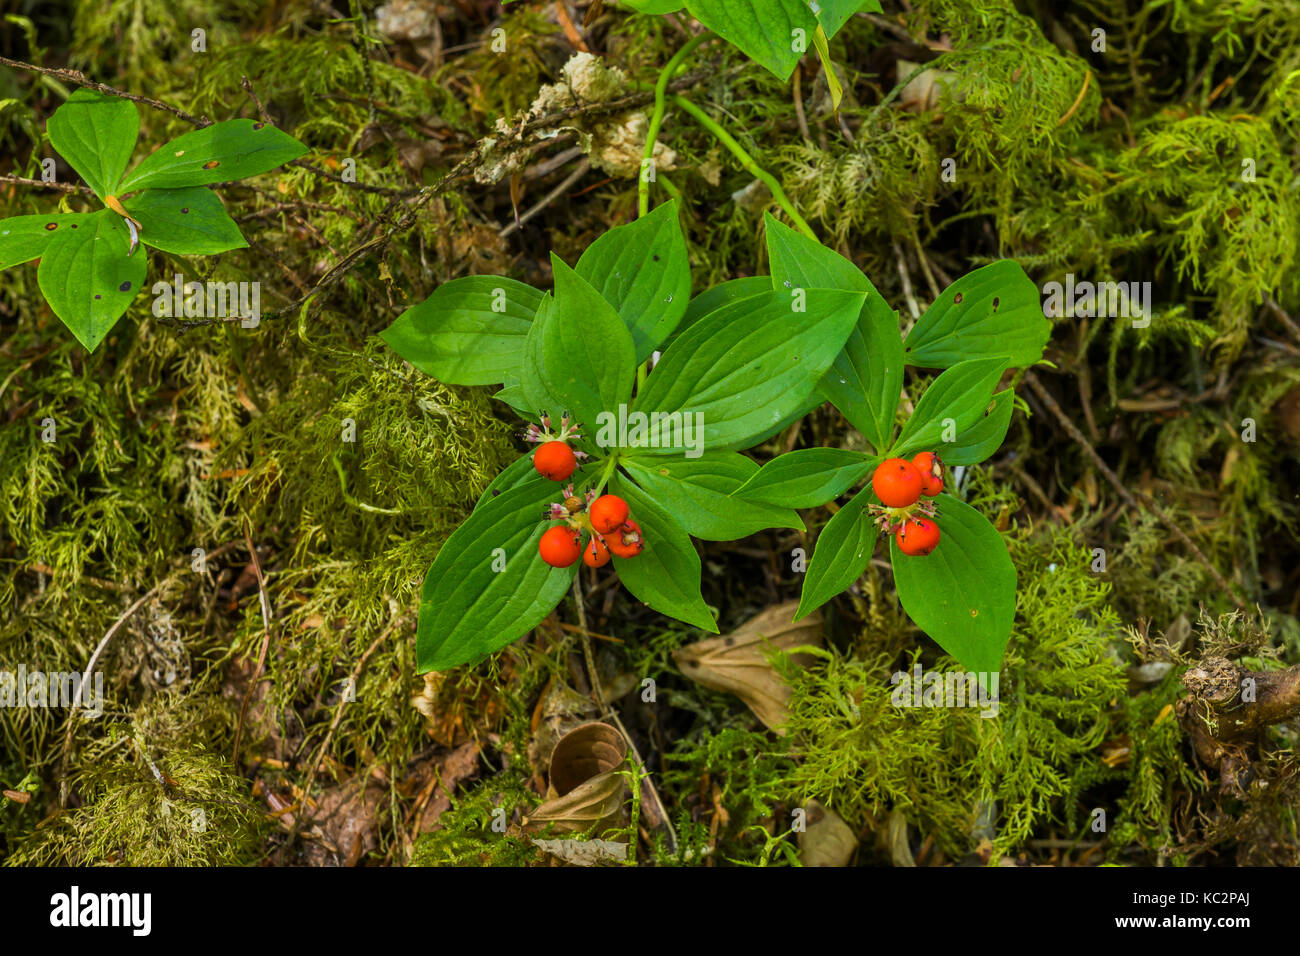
233, 522, 274, 765
1024, 370, 1248, 610
0, 55, 210, 126
0, 174, 91, 195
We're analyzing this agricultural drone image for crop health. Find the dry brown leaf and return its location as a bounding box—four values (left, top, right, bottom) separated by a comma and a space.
532, 838, 628, 866
673, 601, 823, 733
524, 722, 628, 835
798, 799, 859, 867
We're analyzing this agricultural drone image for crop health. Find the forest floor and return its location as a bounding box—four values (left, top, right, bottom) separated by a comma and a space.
1, 0, 1298, 866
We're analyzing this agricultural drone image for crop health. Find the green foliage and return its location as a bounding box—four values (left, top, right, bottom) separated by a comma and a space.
6, 691, 265, 866
781, 523, 1127, 858
1, 89, 305, 349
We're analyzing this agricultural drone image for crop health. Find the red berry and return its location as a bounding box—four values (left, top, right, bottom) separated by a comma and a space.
911, 451, 945, 497
895, 518, 940, 556
872, 458, 924, 507
606, 519, 644, 558
533, 441, 577, 481
583, 534, 611, 568
589, 494, 630, 534
539, 525, 581, 567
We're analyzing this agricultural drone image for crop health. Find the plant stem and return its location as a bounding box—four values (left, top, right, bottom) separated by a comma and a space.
594, 452, 620, 494
639, 32, 712, 218
669, 93, 817, 241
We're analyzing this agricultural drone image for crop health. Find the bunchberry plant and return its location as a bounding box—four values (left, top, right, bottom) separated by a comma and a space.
381, 199, 868, 672
733, 219, 1050, 672
0, 88, 307, 350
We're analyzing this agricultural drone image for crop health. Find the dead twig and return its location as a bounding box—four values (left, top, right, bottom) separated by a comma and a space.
500, 159, 591, 238
0, 55, 210, 125
282, 620, 397, 854
1024, 370, 1248, 611
233, 522, 274, 765
570, 575, 678, 855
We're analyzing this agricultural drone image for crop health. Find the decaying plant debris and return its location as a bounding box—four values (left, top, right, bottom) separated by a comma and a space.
2, 0, 1299, 867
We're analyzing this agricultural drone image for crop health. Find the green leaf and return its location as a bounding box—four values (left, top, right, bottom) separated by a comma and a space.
123, 186, 247, 255
890, 357, 1006, 458
417, 479, 578, 672
620, 451, 803, 540
634, 287, 865, 452
889, 494, 1016, 673
810, 26, 842, 111
935, 388, 1015, 466
733, 448, 871, 508
683, 0, 819, 80
765, 212, 866, 294
46, 89, 139, 200
764, 213, 904, 451
576, 199, 690, 362
623, 0, 684, 11
822, 293, 903, 451
381, 276, 542, 386
610, 472, 717, 631
666, 275, 772, 350
36, 210, 145, 351
903, 260, 1050, 369
493, 380, 535, 415
811, 0, 882, 39
0, 214, 94, 269
118, 119, 307, 193
795, 484, 878, 618
520, 293, 563, 416
474, 453, 545, 509
532, 256, 637, 426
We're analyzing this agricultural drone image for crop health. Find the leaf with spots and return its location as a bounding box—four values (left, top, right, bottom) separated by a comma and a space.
889, 494, 1016, 673
46, 89, 139, 200
117, 119, 308, 193
0, 214, 94, 269
888, 357, 1006, 458
903, 260, 1050, 369
36, 210, 145, 351
124, 186, 248, 255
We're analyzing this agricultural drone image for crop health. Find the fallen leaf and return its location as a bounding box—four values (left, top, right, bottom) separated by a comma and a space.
532, 838, 628, 866
524, 722, 627, 835
799, 799, 859, 867
673, 601, 823, 732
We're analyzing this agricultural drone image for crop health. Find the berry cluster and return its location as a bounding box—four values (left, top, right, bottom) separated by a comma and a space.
524, 411, 644, 569
869, 452, 945, 556
539, 493, 644, 568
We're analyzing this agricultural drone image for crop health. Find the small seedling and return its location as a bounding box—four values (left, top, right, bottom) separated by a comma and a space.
0, 88, 307, 350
